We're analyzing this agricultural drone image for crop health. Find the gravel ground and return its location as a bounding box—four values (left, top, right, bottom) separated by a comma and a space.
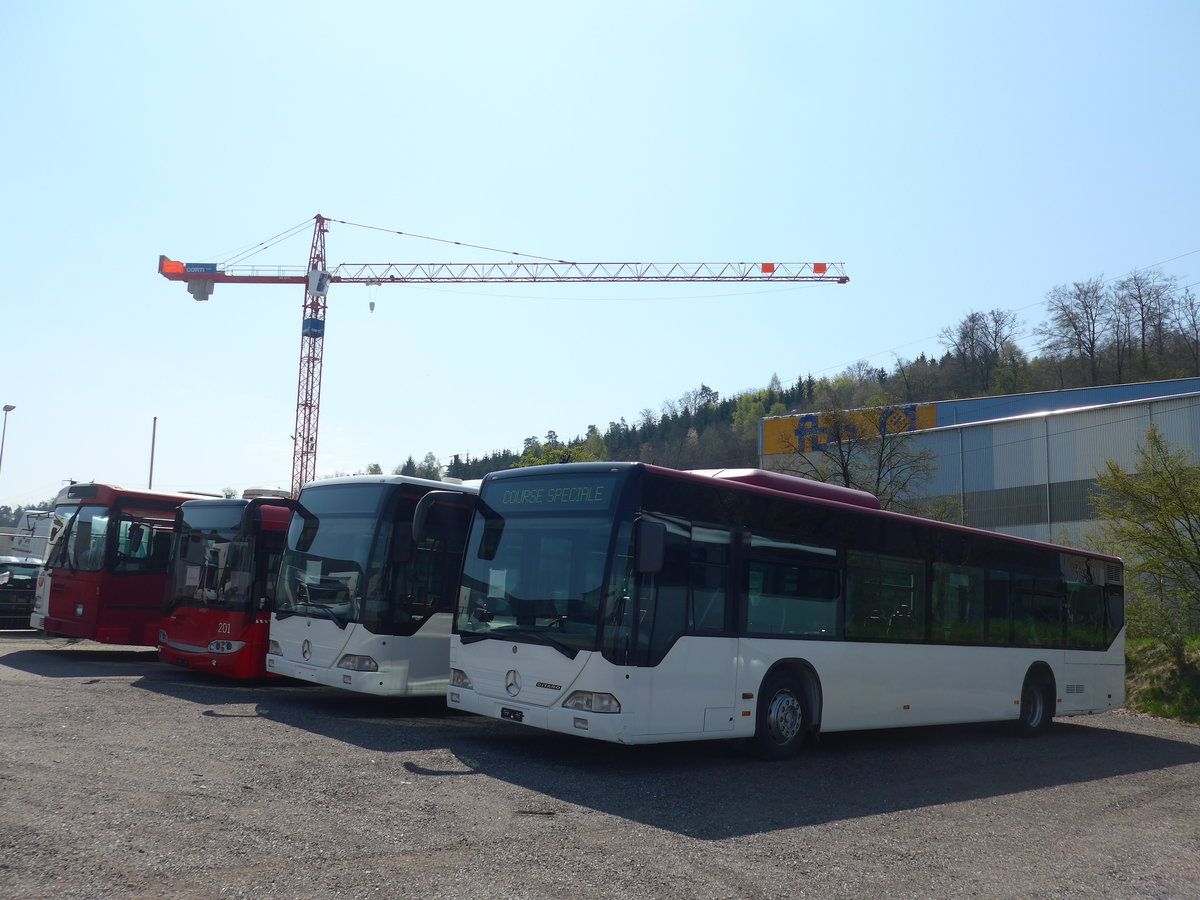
1, 631, 1198, 900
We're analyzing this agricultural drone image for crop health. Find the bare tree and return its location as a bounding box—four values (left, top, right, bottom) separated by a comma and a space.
939, 308, 1023, 394
1168, 287, 1200, 376
1036, 278, 1109, 386
1106, 287, 1135, 383
1113, 268, 1177, 376
773, 404, 935, 512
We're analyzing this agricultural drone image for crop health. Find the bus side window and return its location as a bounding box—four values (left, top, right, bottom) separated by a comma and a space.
1106, 585, 1124, 635
931, 563, 984, 643
746, 560, 839, 636
743, 534, 839, 637
1066, 581, 1107, 650
984, 570, 1012, 644
637, 521, 689, 665
845, 550, 926, 641
1012, 575, 1064, 648
688, 526, 729, 634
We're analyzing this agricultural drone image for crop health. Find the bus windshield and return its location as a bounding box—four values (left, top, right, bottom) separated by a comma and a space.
457, 512, 625, 655
50, 505, 106, 571
276, 484, 388, 628
49, 503, 174, 575
169, 505, 255, 613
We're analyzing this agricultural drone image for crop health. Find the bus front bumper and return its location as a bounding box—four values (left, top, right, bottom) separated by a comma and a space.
447, 687, 632, 744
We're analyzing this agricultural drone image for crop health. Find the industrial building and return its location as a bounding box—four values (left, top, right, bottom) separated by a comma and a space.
759, 378, 1200, 544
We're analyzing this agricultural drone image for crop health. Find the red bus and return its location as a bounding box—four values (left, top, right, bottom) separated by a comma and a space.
41, 483, 199, 646
158, 497, 300, 678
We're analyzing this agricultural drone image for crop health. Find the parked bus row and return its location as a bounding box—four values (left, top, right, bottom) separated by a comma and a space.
31, 476, 474, 694
27, 464, 1127, 758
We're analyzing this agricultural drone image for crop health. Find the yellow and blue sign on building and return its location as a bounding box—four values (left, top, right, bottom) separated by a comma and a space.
761, 403, 939, 456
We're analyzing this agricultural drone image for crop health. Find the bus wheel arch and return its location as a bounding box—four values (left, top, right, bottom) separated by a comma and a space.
749, 660, 822, 760
1016, 662, 1056, 737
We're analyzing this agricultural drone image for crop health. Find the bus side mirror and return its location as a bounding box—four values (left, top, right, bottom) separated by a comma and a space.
246, 498, 317, 552
479, 517, 502, 561
294, 509, 318, 553
127, 523, 145, 554
392, 523, 414, 563
636, 521, 665, 574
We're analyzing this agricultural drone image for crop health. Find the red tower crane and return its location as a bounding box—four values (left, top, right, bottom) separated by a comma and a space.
159, 214, 848, 496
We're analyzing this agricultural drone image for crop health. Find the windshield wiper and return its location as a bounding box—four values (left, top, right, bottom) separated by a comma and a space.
274, 598, 349, 629
326, 604, 350, 630
491, 626, 578, 658
57, 507, 84, 573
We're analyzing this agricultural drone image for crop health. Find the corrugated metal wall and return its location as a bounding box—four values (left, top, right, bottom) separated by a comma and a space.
933, 377, 1200, 426
758, 385, 1200, 544
914, 392, 1200, 542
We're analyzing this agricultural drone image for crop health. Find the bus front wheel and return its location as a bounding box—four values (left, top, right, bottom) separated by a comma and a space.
751, 671, 811, 760
1016, 670, 1054, 737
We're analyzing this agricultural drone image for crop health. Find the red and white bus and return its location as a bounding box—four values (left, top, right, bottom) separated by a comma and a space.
158, 497, 301, 678
37, 483, 199, 646
429, 463, 1125, 758
267, 474, 476, 696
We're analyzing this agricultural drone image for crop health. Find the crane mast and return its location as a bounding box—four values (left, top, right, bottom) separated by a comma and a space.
159, 214, 848, 496
294, 216, 329, 496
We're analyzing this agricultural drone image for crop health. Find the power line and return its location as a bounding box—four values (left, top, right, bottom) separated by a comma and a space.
328, 218, 573, 264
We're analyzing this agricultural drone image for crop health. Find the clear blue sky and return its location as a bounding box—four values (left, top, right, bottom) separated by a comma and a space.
2, 1, 1197, 506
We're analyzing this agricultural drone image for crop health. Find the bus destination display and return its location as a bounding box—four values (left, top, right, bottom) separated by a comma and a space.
489, 474, 617, 513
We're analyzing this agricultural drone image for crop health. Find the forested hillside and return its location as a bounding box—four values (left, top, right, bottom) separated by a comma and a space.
391, 267, 1198, 479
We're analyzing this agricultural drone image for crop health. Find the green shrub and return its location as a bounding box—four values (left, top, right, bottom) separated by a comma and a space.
1124, 638, 1200, 725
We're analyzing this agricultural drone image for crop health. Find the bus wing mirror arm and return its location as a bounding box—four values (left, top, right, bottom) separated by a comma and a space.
636, 521, 666, 574
242, 498, 319, 551
413, 491, 480, 543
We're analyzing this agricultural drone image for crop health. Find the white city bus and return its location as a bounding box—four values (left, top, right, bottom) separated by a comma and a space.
426, 463, 1125, 758
266, 474, 476, 696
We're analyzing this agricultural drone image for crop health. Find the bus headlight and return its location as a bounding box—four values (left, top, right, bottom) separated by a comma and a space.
158, 629, 168, 643
337, 654, 379, 672
267, 640, 282, 655
562, 691, 621, 713
450, 668, 472, 689
206, 640, 246, 654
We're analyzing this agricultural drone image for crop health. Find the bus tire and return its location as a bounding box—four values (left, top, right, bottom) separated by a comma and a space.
751, 671, 811, 760
1016, 670, 1054, 737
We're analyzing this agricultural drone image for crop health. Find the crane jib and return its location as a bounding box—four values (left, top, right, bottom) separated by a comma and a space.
158, 215, 848, 500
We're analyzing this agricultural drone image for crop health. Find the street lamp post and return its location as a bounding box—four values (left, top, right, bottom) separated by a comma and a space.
0, 404, 14, 479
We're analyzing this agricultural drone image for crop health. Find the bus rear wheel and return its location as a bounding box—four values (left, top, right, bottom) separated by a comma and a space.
1016, 671, 1054, 737
751, 672, 811, 760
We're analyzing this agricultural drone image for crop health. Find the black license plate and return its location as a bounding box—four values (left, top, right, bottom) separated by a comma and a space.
500, 707, 524, 722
